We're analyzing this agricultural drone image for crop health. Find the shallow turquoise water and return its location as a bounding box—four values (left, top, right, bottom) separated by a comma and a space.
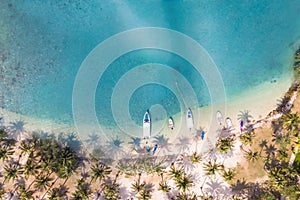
1, 0, 300, 128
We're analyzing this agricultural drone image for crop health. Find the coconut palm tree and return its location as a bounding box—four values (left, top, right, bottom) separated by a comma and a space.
175, 173, 193, 195
59, 146, 78, 169
272, 134, 290, 149
168, 163, 183, 180
276, 96, 291, 113
131, 173, 145, 195
34, 174, 53, 192
71, 178, 92, 200
102, 177, 121, 200
139, 189, 152, 200
23, 157, 41, 179
141, 183, 154, 199
17, 184, 34, 200
278, 148, 289, 161
48, 186, 68, 200
158, 181, 170, 193
41, 163, 77, 200
190, 152, 201, 164
222, 168, 236, 182
47, 188, 61, 200
237, 110, 253, 124
0, 145, 14, 161
2, 163, 23, 184
239, 130, 255, 146
216, 137, 234, 154
282, 112, 299, 131
18, 140, 34, 162
90, 162, 112, 184
59, 165, 75, 187
244, 150, 260, 162
203, 160, 224, 176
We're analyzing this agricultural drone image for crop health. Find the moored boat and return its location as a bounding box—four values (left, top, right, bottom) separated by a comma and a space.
143, 111, 151, 139
168, 117, 174, 130
186, 108, 194, 131
217, 111, 223, 125
225, 117, 232, 129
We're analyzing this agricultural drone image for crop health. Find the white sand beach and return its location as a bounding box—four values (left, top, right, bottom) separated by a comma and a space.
0, 73, 294, 199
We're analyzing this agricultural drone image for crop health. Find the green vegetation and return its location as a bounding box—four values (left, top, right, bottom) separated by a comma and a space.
0, 46, 299, 199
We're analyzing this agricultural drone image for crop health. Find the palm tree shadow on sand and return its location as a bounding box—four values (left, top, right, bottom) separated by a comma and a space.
104, 137, 124, 161
85, 133, 101, 149
128, 137, 142, 152
152, 134, 172, 155
237, 110, 253, 124
8, 120, 28, 141
204, 178, 227, 199
176, 136, 191, 154
58, 132, 82, 152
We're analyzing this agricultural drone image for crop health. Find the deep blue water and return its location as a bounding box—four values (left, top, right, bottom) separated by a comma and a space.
1, 0, 300, 127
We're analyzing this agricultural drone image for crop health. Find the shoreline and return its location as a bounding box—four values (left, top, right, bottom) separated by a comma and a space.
0, 72, 293, 157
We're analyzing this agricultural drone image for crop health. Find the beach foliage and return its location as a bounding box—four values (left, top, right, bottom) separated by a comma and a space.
216, 136, 235, 154
282, 112, 299, 131
222, 168, 236, 182
240, 130, 255, 146
203, 160, 224, 176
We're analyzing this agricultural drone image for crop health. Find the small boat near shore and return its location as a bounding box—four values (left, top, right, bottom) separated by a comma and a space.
186, 108, 194, 131
217, 111, 223, 125
168, 117, 174, 130
143, 111, 151, 139
226, 117, 232, 129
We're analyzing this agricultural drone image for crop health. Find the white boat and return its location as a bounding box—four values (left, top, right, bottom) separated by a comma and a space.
216, 111, 223, 125
168, 117, 174, 130
143, 111, 151, 139
225, 117, 232, 129
186, 108, 194, 131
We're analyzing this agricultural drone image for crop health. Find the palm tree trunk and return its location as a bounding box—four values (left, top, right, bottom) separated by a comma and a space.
259, 145, 265, 155
26, 179, 36, 190
61, 176, 70, 187
2, 177, 7, 185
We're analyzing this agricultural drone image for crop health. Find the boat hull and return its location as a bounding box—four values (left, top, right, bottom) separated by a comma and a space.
186, 109, 194, 131
143, 112, 151, 138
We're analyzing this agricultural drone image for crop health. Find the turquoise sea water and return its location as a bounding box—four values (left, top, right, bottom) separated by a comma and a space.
1, 1, 300, 129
